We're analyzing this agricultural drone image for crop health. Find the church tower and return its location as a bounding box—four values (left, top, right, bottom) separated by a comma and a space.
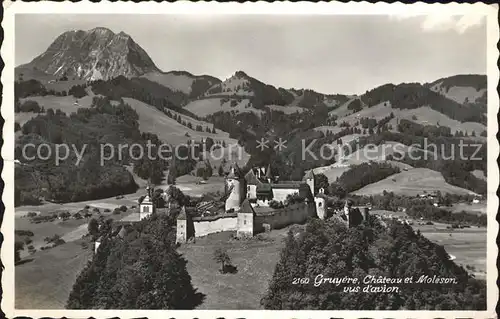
315, 188, 326, 220
225, 163, 244, 212
139, 185, 155, 220
176, 206, 188, 243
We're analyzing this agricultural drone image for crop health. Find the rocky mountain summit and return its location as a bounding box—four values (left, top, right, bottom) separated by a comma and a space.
20, 27, 160, 81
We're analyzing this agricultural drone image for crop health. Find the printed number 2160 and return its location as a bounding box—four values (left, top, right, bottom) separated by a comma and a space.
292, 277, 310, 285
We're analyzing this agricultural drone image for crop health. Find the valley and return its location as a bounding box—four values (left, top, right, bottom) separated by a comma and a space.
12, 25, 489, 311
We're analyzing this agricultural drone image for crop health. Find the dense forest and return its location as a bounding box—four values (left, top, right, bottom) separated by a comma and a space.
67, 213, 204, 309
328, 162, 401, 195
427, 74, 486, 92
15, 97, 196, 205
261, 218, 486, 310
90, 76, 197, 118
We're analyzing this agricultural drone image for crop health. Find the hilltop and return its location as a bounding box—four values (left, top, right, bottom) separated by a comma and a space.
183, 71, 349, 117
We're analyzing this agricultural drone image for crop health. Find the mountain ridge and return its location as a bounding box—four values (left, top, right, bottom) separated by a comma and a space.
16, 27, 487, 124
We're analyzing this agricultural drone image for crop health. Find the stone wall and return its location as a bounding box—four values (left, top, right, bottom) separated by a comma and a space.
254, 202, 316, 233
272, 188, 298, 203
191, 214, 238, 238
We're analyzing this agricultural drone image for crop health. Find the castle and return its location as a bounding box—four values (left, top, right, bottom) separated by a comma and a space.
176, 163, 328, 243
134, 163, 367, 244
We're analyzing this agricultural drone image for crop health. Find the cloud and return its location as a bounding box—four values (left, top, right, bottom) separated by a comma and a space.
390, 13, 485, 34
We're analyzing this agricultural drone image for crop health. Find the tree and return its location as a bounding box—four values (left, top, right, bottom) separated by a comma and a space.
213, 247, 231, 273
314, 173, 329, 194
167, 159, 177, 185
261, 218, 486, 310
88, 218, 99, 238
203, 160, 213, 180
166, 185, 188, 207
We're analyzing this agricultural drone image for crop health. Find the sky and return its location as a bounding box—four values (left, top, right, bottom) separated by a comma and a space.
15, 14, 486, 95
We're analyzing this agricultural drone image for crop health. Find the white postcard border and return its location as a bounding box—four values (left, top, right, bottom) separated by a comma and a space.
1, 1, 498, 318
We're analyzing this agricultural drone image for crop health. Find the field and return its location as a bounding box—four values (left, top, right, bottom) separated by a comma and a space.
178, 229, 295, 309
328, 97, 357, 118
450, 202, 487, 214
310, 165, 350, 183
15, 197, 140, 309
266, 104, 305, 114
141, 71, 197, 94
372, 210, 486, 279
169, 175, 226, 197
343, 142, 417, 165
184, 97, 265, 117
328, 101, 486, 137
429, 82, 487, 105
352, 167, 475, 196
121, 98, 250, 167
17, 94, 95, 123
14, 171, 228, 308
16, 66, 87, 93
472, 169, 487, 181
15, 239, 93, 309
179, 213, 486, 310
422, 228, 487, 279
15, 193, 140, 258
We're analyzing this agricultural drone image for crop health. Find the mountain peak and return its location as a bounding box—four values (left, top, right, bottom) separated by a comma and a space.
89, 26, 115, 35
23, 27, 160, 81
234, 70, 249, 78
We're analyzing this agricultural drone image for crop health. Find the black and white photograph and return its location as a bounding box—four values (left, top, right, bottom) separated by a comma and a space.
2, 2, 498, 317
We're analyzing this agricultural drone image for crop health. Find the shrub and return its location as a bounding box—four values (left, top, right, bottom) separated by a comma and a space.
15, 230, 34, 237
213, 247, 232, 273
17, 100, 42, 113
269, 200, 284, 209
119, 205, 128, 212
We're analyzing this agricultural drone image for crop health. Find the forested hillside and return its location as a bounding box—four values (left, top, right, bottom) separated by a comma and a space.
67, 213, 204, 309
15, 96, 197, 205
261, 218, 486, 310
360, 83, 486, 124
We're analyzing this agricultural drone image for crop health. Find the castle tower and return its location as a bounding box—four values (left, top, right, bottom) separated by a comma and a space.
225, 163, 244, 212
303, 170, 315, 196
265, 163, 272, 183
237, 199, 255, 238
139, 185, 155, 220
176, 206, 188, 243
